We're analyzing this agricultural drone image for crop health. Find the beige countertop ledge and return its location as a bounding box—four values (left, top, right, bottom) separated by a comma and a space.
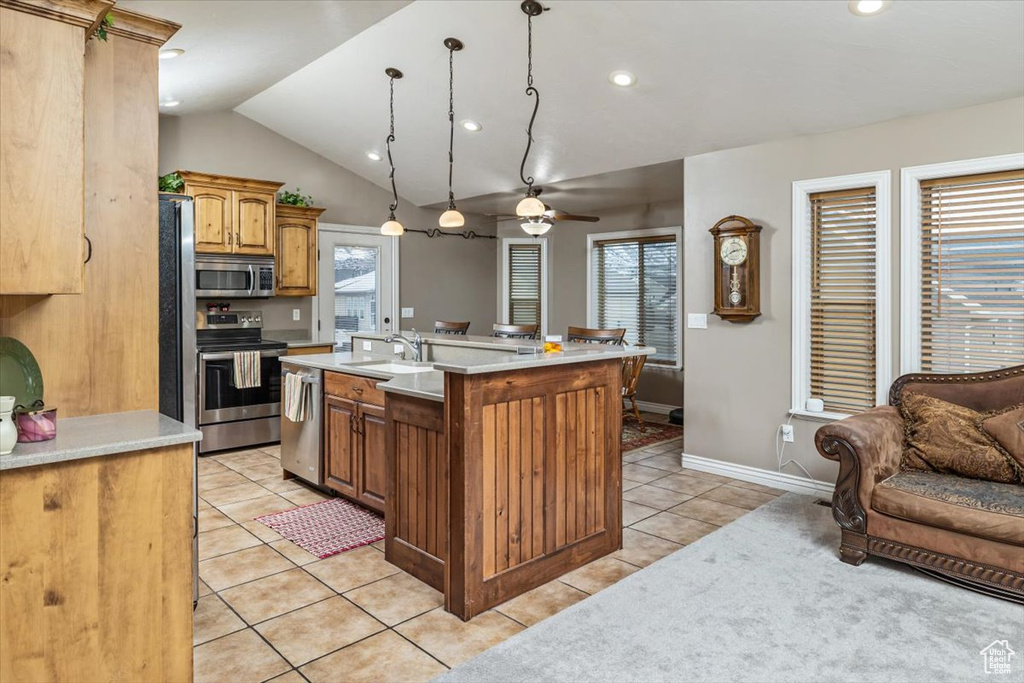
283, 338, 652, 403
0, 410, 202, 471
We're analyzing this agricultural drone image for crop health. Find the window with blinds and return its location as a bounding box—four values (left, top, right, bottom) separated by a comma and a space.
809, 187, 878, 414
591, 235, 678, 364
507, 243, 543, 328
919, 169, 1024, 373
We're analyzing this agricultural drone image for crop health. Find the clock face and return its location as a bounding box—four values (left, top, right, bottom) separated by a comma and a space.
720, 237, 748, 266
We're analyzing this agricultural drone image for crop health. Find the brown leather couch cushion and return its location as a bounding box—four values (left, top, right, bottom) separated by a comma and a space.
900, 392, 1022, 484
981, 405, 1024, 469
872, 470, 1024, 546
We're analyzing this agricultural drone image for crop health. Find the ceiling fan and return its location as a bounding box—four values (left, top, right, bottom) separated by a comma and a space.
487, 188, 601, 233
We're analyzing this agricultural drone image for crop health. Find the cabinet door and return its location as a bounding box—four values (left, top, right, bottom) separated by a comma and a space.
324, 395, 358, 499
356, 403, 387, 513
277, 216, 317, 296
233, 191, 275, 255
190, 184, 232, 254
0, 8, 85, 295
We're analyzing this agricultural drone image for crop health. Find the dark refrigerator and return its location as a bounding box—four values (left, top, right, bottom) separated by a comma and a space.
158, 193, 199, 606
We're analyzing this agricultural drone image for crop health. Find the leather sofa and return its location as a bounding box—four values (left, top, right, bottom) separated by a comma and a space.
814, 365, 1023, 603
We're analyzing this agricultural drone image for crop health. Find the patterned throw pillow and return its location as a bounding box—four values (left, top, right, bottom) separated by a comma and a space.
980, 405, 1024, 472
900, 392, 1022, 485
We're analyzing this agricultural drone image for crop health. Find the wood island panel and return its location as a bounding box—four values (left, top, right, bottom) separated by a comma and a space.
386, 358, 623, 620
0, 444, 194, 682
385, 395, 447, 591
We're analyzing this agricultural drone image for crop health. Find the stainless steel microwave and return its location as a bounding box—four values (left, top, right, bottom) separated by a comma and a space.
195, 255, 275, 298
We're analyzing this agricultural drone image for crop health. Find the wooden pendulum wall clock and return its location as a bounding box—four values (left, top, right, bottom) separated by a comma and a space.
710, 215, 762, 322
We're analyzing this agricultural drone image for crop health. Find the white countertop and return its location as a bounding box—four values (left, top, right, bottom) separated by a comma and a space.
263, 329, 335, 349
282, 339, 651, 402
0, 410, 202, 471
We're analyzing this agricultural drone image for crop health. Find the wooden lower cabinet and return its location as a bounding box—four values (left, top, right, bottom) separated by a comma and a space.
323, 374, 386, 514
0, 444, 194, 682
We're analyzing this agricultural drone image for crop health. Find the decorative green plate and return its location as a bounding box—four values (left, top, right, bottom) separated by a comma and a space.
0, 337, 44, 408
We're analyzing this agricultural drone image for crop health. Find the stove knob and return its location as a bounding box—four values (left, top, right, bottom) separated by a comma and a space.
255, 316, 261, 323
243, 316, 251, 323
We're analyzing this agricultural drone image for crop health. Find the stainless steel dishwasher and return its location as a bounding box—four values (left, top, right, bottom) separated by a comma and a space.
280, 362, 323, 485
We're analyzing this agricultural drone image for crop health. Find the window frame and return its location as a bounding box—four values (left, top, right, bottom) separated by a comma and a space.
791, 171, 891, 421
899, 153, 1024, 374
500, 237, 549, 337
585, 227, 683, 370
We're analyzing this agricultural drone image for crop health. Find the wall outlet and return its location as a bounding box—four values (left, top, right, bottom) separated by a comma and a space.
687, 313, 708, 329
362, 340, 373, 352
781, 424, 794, 443
292, 308, 301, 321
401, 307, 414, 319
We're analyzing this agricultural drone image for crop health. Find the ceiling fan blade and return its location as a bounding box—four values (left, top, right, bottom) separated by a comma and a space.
549, 210, 600, 222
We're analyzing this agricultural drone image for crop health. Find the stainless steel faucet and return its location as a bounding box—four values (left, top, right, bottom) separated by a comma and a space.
384, 329, 423, 362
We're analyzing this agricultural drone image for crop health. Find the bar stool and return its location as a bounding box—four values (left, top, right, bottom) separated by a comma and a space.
434, 321, 470, 335
492, 323, 538, 339
567, 326, 626, 345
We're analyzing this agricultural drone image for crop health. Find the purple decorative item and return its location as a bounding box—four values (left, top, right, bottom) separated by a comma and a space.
15, 401, 57, 442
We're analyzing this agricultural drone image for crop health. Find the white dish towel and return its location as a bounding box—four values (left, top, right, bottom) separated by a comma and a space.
284, 372, 311, 422
233, 351, 261, 389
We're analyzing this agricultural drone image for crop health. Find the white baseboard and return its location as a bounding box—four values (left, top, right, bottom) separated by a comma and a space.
635, 401, 679, 416
681, 453, 834, 498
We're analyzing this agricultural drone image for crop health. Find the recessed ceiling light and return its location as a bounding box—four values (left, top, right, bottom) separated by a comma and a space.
460, 120, 482, 132
848, 0, 891, 16
159, 48, 184, 59
608, 70, 637, 87
366, 151, 382, 161
161, 100, 180, 108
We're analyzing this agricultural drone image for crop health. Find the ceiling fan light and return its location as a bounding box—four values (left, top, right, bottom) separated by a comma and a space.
516, 195, 546, 218
439, 209, 465, 228
381, 219, 404, 236
520, 217, 551, 236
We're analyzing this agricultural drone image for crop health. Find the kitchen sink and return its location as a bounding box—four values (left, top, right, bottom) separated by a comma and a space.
349, 361, 433, 374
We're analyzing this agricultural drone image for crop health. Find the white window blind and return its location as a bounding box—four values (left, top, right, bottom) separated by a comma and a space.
508, 243, 542, 327
809, 187, 878, 414
591, 235, 678, 364
919, 169, 1024, 373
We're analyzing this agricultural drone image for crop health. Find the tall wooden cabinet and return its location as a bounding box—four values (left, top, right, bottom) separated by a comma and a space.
0, 0, 113, 295
178, 171, 283, 256
324, 372, 387, 513
0, 7, 179, 417
276, 204, 325, 296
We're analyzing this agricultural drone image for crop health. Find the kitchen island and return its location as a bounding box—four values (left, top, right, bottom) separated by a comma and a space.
283, 333, 651, 620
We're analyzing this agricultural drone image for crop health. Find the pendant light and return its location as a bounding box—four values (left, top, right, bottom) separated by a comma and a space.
438, 38, 465, 229
381, 67, 405, 236
515, 0, 548, 230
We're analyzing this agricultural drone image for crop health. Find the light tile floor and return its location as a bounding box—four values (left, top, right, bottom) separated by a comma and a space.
193, 413, 783, 682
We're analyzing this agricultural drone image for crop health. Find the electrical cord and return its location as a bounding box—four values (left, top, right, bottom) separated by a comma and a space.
776, 413, 816, 482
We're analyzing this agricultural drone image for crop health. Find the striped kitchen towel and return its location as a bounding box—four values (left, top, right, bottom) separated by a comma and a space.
284, 371, 311, 422
232, 351, 261, 389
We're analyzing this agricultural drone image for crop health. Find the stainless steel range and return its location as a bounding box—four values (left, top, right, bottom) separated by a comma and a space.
196, 310, 286, 453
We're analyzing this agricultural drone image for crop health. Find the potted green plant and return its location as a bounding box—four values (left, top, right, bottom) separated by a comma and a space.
158, 172, 184, 193
278, 188, 315, 207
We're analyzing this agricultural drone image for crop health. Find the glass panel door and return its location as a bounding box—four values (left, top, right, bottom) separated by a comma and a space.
318, 230, 396, 350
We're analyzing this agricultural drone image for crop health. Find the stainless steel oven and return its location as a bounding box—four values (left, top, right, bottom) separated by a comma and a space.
195, 254, 275, 298
196, 310, 287, 453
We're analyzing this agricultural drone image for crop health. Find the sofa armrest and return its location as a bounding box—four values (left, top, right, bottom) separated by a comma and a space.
815, 406, 903, 535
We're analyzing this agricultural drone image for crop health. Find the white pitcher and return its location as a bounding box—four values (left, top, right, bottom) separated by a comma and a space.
0, 396, 16, 455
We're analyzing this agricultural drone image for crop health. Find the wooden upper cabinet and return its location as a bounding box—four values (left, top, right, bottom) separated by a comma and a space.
276, 204, 325, 297
178, 172, 283, 256
234, 191, 275, 255
0, 0, 114, 295
189, 185, 232, 253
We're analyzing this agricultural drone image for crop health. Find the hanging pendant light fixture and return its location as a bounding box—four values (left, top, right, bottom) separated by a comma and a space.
439, 38, 466, 229
381, 67, 405, 236
515, 1, 548, 230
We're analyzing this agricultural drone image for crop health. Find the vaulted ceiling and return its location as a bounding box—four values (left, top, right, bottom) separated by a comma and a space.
135, 1, 1024, 209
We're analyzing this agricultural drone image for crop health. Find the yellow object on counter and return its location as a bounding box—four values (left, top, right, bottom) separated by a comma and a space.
544, 335, 563, 353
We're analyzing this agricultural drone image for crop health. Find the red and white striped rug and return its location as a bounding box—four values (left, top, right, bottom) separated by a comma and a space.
255, 498, 385, 559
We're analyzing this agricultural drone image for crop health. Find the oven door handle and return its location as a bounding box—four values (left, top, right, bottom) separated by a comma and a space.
199, 349, 286, 361
248, 264, 255, 296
